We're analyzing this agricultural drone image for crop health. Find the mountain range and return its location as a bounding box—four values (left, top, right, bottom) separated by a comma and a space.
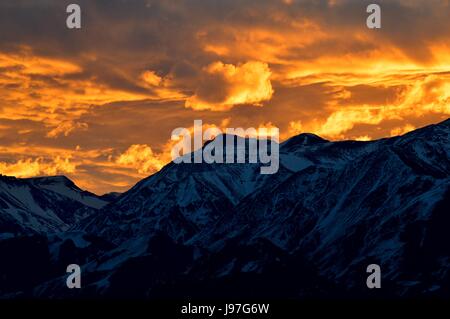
1, 118, 449, 299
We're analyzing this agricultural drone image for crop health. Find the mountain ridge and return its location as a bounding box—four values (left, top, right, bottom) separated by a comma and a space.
0, 118, 449, 298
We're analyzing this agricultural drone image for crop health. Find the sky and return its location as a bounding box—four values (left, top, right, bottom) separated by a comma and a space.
0, 0, 449, 194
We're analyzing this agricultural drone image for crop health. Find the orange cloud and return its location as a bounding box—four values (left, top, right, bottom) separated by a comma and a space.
390, 124, 416, 137
0, 156, 76, 178
0, 49, 153, 138
287, 120, 303, 136
198, 20, 326, 68
186, 61, 274, 111
139, 70, 187, 100
46, 121, 89, 138
2, 1, 450, 195
285, 72, 450, 140
116, 144, 166, 175
354, 135, 372, 141
0, 50, 81, 76
140, 70, 163, 87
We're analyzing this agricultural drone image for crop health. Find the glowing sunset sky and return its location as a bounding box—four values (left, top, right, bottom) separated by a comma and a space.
0, 0, 449, 194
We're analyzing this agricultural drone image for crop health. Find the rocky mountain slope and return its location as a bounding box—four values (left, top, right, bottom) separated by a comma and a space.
1, 119, 449, 298
0, 175, 110, 236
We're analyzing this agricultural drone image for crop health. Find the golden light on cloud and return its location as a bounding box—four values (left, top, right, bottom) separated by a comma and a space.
390, 124, 416, 137
354, 136, 372, 141
287, 72, 450, 140
116, 144, 166, 175
317, 108, 387, 139
288, 121, 303, 136
0, 50, 154, 138
0, 50, 81, 76
198, 21, 327, 68
1, 0, 450, 194
141, 70, 162, 87
0, 156, 76, 178
186, 61, 274, 111
46, 121, 89, 138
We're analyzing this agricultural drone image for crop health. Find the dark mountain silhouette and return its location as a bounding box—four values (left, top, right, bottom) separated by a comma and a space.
0, 118, 449, 299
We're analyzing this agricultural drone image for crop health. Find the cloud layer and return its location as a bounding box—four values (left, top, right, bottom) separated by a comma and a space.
0, 0, 450, 193
186, 61, 273, 111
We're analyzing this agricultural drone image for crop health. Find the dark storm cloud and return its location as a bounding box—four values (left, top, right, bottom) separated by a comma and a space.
1, 0, 447, 84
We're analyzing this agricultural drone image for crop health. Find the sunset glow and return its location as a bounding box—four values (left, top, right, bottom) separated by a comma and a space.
0, 0, 449, 194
